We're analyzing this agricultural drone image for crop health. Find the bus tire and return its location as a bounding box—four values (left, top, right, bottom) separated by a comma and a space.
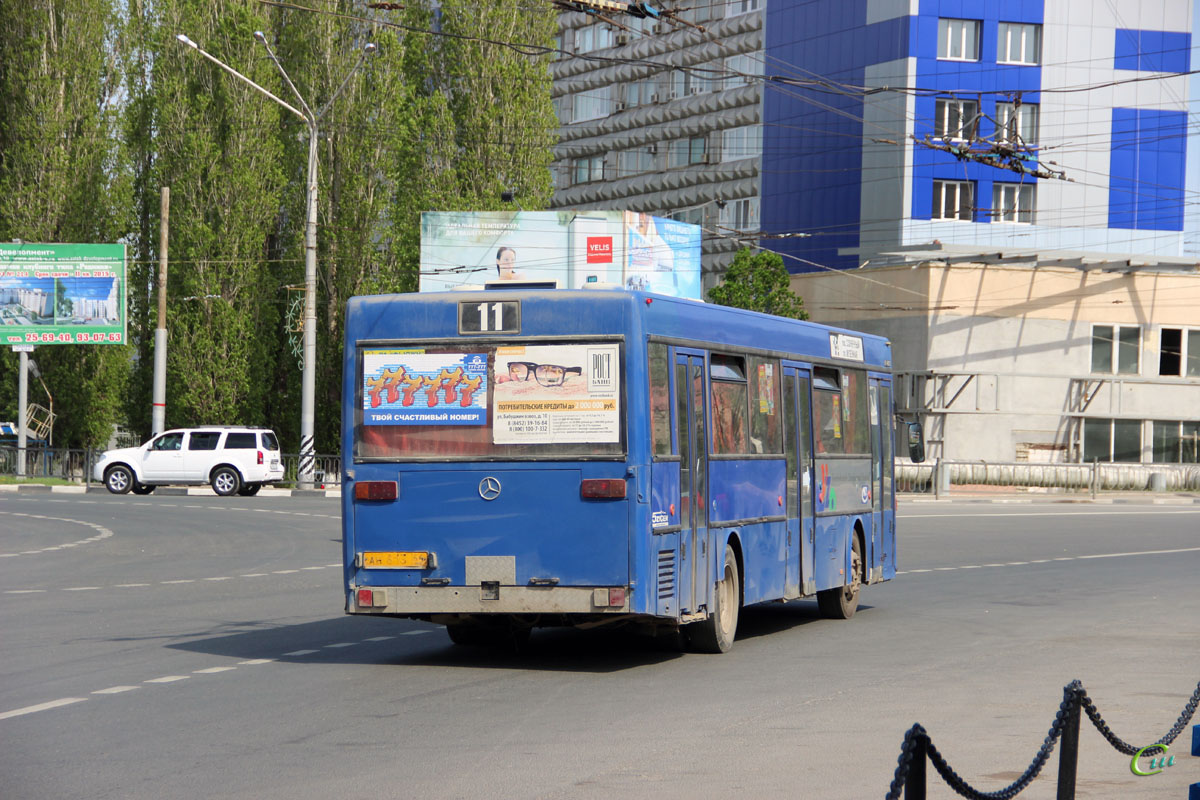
818, 533, 861, 619
690, 543, 740, 654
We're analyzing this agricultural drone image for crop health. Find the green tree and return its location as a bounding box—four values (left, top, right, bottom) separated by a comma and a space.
0, 0, 132, 448
125, 0, 286, 440
708, 248, 809, 320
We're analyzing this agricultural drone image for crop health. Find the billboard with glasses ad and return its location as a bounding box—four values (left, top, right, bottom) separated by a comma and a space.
419, 210, 702, 300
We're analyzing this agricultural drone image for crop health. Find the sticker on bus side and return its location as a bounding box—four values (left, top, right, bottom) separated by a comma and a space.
362, 350, 488, 426
492, 344, 620, 444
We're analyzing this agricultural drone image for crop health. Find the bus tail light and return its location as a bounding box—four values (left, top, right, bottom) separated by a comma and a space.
580, 479, 626, 499
357, 588, 385, 608
355, 481, 398, 501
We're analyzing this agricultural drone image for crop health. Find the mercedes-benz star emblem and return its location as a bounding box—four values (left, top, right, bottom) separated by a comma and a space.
479, 476, 501, 501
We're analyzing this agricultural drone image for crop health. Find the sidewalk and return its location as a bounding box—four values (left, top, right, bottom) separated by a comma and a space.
0, 483, 341, 498
900, 486, 1200, 504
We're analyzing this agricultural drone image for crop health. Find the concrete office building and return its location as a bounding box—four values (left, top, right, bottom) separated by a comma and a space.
551, 1, 1199, 466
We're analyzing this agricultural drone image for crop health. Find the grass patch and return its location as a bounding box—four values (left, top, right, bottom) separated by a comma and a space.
0, 476, 80, 486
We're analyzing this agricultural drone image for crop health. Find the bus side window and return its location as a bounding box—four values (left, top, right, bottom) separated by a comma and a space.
649, 343, 671, 456
710, 354, 749, 455
749, 356, 781, 454
812, 367, 842, 455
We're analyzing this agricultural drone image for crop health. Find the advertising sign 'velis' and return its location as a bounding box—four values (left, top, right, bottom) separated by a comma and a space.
419, 211, 702, 300
0, 243, 127, 346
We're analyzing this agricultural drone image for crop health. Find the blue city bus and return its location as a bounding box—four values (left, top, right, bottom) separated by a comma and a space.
341, 289, 920, 652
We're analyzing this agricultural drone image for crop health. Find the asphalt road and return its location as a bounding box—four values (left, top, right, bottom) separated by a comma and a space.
1, 492, 1197, 799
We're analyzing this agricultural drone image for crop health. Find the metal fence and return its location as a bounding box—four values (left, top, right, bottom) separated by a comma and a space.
0, 446, 342, 488
4, 446, 1197, 495
896, 459, 1200, 496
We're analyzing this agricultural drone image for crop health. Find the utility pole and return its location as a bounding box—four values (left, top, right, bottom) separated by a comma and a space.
176, 33, 375, 489
17, 349, 28, 477
152, 186, 169, 436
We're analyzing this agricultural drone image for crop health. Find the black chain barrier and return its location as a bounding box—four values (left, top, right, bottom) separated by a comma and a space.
885, 679, 1200, 800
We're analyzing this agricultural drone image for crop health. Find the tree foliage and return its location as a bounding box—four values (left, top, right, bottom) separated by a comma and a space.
0, 0, 559, 453
708, 248, 809, 320
0, 0, 132, 448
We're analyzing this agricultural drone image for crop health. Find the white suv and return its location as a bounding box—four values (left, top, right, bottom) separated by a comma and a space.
94, 427, 285, 496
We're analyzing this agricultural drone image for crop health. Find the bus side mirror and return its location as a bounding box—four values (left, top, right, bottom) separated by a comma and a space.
907, 422, 925, 463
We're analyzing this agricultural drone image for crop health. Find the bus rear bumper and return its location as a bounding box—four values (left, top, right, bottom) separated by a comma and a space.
349, 585, 631, 615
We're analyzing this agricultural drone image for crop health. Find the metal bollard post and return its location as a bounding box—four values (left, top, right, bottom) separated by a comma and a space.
1056, 690, 1081, 799
905, 733, 927, 799
1189, 724, 1199, 800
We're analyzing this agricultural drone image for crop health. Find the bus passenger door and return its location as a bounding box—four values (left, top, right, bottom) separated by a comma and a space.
782, 366, 816, 597
868, 378, 888, 581
675, 353, 709, 616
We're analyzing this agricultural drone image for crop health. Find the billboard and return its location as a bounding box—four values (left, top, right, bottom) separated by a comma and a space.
419, 210, 702, 300
0, 243, 127, 346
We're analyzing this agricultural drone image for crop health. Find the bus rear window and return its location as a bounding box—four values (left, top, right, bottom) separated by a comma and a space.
355, 343, 624, 460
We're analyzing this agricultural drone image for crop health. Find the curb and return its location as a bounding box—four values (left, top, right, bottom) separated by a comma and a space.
1, 483, 340, 498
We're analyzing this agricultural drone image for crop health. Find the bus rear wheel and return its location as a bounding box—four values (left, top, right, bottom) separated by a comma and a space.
689, 543, 740, 653
818, 534, 862, 619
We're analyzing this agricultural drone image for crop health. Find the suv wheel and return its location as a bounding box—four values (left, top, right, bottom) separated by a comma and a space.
105, 465, 134, 494
211, 466, 241, 497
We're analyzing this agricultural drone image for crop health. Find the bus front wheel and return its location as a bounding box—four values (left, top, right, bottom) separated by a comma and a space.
818, 534, 862, 619
690, 543, 740, 654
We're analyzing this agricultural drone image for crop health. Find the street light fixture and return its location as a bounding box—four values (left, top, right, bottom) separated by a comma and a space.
176, 31, 375, 489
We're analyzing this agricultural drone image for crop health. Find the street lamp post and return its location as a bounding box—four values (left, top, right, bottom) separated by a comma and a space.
176, 32, 375, 489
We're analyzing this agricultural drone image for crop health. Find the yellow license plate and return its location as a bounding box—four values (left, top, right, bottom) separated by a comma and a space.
360, 551, 430, 569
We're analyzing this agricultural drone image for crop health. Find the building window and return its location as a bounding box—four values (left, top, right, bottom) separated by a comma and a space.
1091, 325, 1140, 374
1158, 328, 1200, 376
721, 125, 762, 162
672, 68, 710, 98
725, 0, 760, 18
571, 85, 613, 122
719, 198, 760, 231
932, 180, 973, 221
934, 98, 979, 140
1152, 421, 1200, 463
721, 53, 759, 88
573, 155, 605, 184
995, 102, 1039, 145
938, 18, 980, 61
624, 78, 658, 108
997, 22, 1041, 64
617, 145, 657, 177
992, 183, 1035, 223
574, 24, 612, 54
1083, 419, 1142, 462
668, 136, 707, 167
670, 207, 705, 226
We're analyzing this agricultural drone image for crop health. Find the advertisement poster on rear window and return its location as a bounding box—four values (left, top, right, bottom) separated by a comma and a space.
362, 350, 488, 426
493, 344, 620, 444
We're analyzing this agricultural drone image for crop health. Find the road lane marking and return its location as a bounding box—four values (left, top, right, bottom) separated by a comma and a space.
900, 546, 1200, 575
161, 579, 194, 584
1, 633, 435, 723
204, 577, 232, 581
0, 698, 87, 720
240, 573, 268, 577
116, 583, 151, 587
273, 570, 299, 574
5, 589, 47, 594
0, 511, 114, 557
4, 564, 340, 596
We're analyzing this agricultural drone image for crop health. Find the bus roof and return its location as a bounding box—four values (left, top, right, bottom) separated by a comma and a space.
345, 289, 892, 369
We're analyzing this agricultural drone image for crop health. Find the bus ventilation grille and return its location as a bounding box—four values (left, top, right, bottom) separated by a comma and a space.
657, 549, 676, 596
